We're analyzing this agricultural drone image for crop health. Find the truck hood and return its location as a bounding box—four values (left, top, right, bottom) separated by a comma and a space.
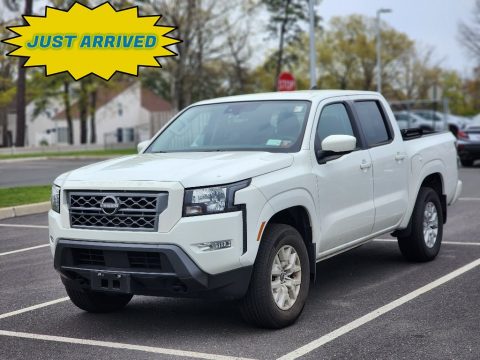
64, 152, 293, 188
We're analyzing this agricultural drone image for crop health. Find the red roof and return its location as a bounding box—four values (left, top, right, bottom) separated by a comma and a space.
141, 88, 172, 112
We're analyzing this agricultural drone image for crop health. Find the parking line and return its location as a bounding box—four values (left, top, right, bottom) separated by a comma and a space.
277, 258, 480, 360
374, 238, 480, 246
0, 224, 48, 229
0, 330, 257, 360
0, 297, 69, 320
0, 244, 49, 257
458, 197, 480, 201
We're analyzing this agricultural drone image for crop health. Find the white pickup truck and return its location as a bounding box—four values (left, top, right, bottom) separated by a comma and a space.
49, 90, 462, 328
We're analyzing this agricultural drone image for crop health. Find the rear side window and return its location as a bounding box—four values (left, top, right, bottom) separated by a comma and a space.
315, 103, 355, 149
354, 101, 391, 146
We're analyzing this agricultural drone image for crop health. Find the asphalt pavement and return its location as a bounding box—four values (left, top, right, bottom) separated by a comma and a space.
0, 159, 102, 188
0, 168, 479, 359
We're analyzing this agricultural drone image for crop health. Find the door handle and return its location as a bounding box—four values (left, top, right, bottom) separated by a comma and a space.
360, 160, 372, 170
395, 153, 407, 161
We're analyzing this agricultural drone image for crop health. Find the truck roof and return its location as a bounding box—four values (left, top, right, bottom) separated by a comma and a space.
194, 90, 380, 105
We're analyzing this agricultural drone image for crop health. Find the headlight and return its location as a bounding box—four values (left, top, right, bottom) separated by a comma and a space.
183, 179, 250, 216
51, 184, 61, 213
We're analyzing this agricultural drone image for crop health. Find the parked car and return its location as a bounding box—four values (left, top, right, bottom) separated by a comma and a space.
412, 110, 467, 136
393, 111, 445, 131
49, 91, 462, 328
457, 118, 480, 167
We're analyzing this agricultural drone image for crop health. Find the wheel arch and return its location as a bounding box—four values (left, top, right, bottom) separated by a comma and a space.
420, 172, 447, 224
265, 205, 316, 281
393, 171, 446, 238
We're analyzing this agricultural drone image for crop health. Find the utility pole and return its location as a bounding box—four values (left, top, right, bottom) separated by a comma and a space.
376, 8, 392, 93
308, 0, 319, 89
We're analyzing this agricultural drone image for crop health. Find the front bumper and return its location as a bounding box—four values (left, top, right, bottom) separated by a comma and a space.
49, 179, 269, 297
49, 208, 245, 275
55, 239, 252, 299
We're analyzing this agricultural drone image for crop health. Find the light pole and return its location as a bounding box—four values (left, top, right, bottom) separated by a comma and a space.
376, 8, 392, 93
308, 0, 322, 89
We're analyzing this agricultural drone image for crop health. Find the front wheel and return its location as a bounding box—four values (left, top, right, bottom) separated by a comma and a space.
65, 283, 133, 313
240, 224, 310, 328
397, 187, 443, 262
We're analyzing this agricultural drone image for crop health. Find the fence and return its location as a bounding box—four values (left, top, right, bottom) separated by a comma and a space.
150, 110, 177, 135
0, 143, 105, 155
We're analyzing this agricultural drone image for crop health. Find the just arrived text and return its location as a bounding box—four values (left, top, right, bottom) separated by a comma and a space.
25, 34, 157, 49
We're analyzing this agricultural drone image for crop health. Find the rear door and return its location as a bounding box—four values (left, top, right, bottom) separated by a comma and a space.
352, 99, 409, 233
311, 101, 375, 253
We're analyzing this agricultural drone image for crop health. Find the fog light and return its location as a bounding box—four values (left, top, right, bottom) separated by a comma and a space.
195, 240, 231, 251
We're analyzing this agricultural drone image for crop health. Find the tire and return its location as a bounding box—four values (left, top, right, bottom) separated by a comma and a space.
65, 283, 133, 313
398, 187, 443, 262
240, 224, 310, 329
460, 158, 474, 167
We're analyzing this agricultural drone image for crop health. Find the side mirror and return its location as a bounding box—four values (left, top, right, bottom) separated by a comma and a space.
137, 140, 150, 153
316, 135, 356, 164
321, 135, 356, 153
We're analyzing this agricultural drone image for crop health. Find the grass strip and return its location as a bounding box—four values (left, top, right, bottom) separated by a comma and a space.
0, 185, 51, 208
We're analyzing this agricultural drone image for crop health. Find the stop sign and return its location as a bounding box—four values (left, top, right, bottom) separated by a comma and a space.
277, 71, 296, 91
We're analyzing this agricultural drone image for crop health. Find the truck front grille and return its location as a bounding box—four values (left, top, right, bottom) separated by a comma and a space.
68, 191, 168, 231
72, 248, 106, 266
127, 252, 162, 269
70, 248, 169, 271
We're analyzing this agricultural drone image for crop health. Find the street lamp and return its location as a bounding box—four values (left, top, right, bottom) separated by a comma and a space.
308, 0, 323, 89
376, 8, 392, 93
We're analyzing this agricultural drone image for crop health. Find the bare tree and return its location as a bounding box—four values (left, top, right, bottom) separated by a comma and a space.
14, 0, 32, 146
263, 0, 315, 90
0, 24, 16, 147
391, 46, 443, 101
139, 0, 257, 109
459, 0, 480, 64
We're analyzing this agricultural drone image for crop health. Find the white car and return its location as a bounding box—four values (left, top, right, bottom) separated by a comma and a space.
412, 110, 467, 135
457, 117, 480, 166
393, 111, 445, 131
49, 91, 462, 328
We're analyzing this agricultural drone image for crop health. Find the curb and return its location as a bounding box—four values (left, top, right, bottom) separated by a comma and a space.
0, 156, 116, 163
0, 202, 50, 220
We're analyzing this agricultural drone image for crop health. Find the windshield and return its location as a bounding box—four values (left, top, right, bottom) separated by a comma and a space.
146, 100, 311, 153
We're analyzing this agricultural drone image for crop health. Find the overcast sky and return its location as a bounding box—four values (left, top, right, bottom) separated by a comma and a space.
1, 0, 477, 75
319, 0, 477, 74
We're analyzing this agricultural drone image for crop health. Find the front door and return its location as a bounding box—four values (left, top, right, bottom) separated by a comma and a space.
312, 102, 375, 254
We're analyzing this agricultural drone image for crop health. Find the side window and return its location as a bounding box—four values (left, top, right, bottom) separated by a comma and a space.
315, 103, 355, 149
354, 101, 391, 146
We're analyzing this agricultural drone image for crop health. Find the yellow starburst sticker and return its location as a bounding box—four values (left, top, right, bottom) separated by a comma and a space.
2, 2, 181, 80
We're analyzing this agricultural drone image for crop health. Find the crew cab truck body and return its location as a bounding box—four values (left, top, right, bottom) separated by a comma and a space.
49, 90, 462, 328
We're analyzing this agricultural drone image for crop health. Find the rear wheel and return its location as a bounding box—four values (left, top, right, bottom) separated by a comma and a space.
397, 187, 443, 262
240, 224, 310, 328
65, 283, 133, 313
